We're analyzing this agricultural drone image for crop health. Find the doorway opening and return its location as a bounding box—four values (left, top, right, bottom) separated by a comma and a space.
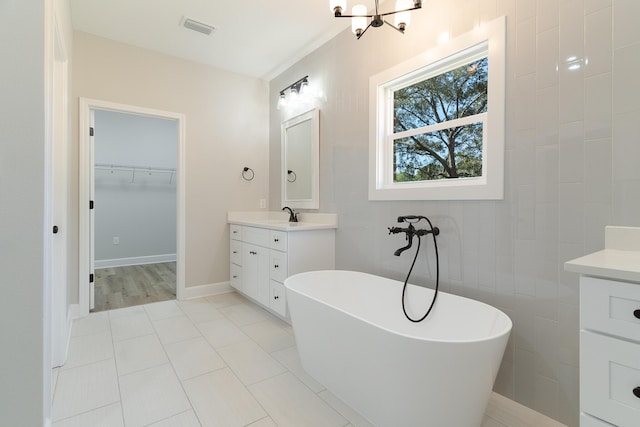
92, 110, 178, 311
79, 99, 186, 317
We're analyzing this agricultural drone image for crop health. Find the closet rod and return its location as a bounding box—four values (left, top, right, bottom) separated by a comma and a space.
95, 163, 176, 173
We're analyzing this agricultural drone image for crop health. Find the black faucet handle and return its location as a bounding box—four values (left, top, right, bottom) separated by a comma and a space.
388, 226, 403, 235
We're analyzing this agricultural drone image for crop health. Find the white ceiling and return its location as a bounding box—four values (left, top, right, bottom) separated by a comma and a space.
70, 0, 353, 81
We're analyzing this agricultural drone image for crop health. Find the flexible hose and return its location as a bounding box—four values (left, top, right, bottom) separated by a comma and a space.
401, 218, 440, 323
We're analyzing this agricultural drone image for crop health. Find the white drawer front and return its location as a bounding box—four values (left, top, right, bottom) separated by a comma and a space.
269, 280, 287, 317
242, 226, 270, 247
230, 263, 242, 290
581, 331, 640, 427
581, 276, 640, 342
270, 230, 288, 251
230, 239, 242, 265
580, 412, 616, 427
230, 224, 242, 240
270, 250, 288, 283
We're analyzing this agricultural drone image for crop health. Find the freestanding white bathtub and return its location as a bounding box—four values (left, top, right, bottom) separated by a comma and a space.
284, 270, 512, 427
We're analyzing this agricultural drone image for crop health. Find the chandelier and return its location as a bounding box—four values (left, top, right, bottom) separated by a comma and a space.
330, 0, 422, 39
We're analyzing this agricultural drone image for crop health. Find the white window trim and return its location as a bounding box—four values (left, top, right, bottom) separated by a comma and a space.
369, 16, 506, 200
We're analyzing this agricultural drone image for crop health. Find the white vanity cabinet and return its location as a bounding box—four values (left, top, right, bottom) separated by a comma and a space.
565, 226, 640, 427
229, 222, 335, 320
579, 276, 640, 427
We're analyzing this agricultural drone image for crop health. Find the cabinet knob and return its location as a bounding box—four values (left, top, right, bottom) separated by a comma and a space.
634, 309, 640, 320
233, 251, 238, 254
249, 251, 257, 255
274, 264, 279, 269
232, 275, 238, 279
634, 387, 640, 399
274, 238, 279, 242
274, 295, 279, 300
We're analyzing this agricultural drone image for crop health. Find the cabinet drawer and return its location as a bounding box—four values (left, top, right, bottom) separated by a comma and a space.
230, 239, 242, 265
230, 224, 242, 240
581, 276, 640, 342
581, 331, 640, 426
270, 280, 287, 317
270, 250, 288, 283
242, 226, 270, 247
230, 263, 242, 290
580, 413, 615, 427
270, 230, 288, 251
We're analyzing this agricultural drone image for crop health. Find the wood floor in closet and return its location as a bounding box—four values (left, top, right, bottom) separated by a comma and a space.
93, 262, 176, 312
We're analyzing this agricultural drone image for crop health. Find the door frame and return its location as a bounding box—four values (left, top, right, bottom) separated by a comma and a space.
78, 98, 186, 316
51, 12, 70, 367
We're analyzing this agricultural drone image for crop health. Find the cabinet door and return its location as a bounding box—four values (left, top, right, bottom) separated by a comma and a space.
270, 250, 288, 283
270, 280, 287, 317
242, 242, 269, 306
581, 330, 640, 426
230, 239, 242, 265
230, 263, 242, 291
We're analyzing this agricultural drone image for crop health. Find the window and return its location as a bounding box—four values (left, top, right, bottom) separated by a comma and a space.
369, 17, 506, 200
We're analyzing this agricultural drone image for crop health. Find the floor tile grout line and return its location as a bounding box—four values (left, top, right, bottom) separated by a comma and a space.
52, 401, 124, 425
107, 310, 127, 427
151, 315, 205, 427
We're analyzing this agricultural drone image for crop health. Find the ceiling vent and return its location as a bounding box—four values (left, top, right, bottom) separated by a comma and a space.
182, 17, 216, 36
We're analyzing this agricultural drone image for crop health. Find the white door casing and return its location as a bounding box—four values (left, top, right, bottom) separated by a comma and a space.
51, 14, 69, 368
78, 98, 186, 317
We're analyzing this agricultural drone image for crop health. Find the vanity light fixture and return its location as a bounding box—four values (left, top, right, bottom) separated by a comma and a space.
277, 76, 309, 109
330, 0, 422, 39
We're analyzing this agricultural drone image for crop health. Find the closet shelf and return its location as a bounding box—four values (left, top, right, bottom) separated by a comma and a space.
95, 163, 176, 184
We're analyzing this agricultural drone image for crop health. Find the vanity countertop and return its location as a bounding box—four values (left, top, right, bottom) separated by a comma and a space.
565, 226, 640, 283
227, 211, 338, 232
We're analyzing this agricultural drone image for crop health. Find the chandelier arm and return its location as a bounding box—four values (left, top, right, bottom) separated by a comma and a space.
334, 13, 377, 18
384, 20, 405, 34
356, 21, 374, 40
378, 5, 422, 18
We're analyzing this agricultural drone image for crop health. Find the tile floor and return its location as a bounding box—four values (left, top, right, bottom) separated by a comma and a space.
52, 292, 565, 427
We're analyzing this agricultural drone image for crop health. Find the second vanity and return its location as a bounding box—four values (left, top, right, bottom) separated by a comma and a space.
228, 211, 337, 321
565, 226, 640, 427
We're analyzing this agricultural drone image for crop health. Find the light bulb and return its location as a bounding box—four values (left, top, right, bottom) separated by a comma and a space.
352, 4, 367, 36
330, 0, 347, 16
394, 0, 412, 30
277, 92, 287, 109
300, 80, 309, 96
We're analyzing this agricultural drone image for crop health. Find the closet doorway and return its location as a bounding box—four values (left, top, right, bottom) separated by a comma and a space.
79, 99, 186, 316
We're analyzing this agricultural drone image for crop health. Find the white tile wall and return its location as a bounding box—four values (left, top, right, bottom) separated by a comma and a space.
267, 1, 639, 426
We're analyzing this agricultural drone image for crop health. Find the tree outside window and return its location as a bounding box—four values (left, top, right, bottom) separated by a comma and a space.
392, 57, 488, 182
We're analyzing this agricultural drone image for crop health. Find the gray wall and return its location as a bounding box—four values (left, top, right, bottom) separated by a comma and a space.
270, 1, 638, 426
94, 109, 177, 264
0, 0, 53, 424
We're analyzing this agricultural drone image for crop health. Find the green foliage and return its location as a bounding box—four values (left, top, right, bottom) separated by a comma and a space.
393, 57, 488, 182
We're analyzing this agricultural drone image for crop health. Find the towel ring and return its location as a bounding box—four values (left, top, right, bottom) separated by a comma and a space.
287, 169, 297, 183
242, 167, 255, 181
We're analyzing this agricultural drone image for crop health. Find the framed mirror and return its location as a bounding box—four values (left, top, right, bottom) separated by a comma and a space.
281, 108, 319, 209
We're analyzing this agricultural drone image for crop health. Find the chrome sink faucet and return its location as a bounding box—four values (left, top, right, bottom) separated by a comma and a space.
282, 206, 298, 222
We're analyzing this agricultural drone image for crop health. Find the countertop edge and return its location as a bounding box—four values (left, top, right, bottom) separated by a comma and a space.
228, 219, 337, 231
564, 249, 640, 284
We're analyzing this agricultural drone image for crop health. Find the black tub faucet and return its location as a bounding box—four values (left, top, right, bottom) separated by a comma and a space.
282, 206, 298, 222
388, 215, 439, 256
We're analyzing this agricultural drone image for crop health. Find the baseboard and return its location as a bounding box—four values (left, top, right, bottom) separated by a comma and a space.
69, 303, 82, 320
95, 254, 177, 269
180, 281, 233, 300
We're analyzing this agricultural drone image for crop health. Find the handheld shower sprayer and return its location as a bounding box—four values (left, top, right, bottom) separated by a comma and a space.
387, 214, 441, 323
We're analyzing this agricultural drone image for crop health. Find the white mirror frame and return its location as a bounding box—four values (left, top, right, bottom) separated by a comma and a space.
369, 16, 506, 201
281, 108, 320, 209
